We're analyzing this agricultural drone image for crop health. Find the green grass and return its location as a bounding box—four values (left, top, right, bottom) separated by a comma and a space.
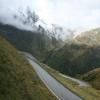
41, 63, 100, 100
0, 36, 57, 100
82, 68, 100, 90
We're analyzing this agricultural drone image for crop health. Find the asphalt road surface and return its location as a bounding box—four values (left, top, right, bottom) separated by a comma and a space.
25, 53, 82, 100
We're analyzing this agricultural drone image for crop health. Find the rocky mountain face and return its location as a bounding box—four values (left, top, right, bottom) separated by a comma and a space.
73, 28, 100, 46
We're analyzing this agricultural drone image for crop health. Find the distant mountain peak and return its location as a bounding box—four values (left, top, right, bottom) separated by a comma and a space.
73, 28, 100, 46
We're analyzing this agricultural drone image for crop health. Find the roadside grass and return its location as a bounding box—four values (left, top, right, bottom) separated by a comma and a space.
82, 68, 100, 90
41, 63, 100, 100
0, 36, 57, 100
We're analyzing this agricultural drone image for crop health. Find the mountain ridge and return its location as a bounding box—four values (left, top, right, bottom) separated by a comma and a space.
73, 28, 100, 46
0, 22, 62, 61
44, 28, 100, 78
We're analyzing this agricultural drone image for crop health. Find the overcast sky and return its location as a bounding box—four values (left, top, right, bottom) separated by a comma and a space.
0, 0, 100, 30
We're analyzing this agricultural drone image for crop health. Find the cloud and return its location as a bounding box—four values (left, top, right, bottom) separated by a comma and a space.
0, 0, 100, 30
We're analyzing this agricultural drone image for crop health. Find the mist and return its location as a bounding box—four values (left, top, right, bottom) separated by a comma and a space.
0, 0, 100, 31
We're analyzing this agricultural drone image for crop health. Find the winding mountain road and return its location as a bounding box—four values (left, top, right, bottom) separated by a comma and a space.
24, 53, 82, 100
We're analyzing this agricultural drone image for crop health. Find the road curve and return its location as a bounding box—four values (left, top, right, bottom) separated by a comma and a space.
60, 73, 90, 87
25, 53, 82, 100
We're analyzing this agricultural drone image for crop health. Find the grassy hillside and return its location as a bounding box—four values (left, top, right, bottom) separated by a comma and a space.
45, 28, 100, 77
82, 68, 100, 90
0, 35, 56, 100
45, 43, 100, 76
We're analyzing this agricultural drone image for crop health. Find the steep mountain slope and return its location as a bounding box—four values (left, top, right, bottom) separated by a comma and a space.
0, 23, 61, 61
45, 28, 100, 77
0, 35, 56, 100
82, 68, 100, 90
73, 28, 100, 46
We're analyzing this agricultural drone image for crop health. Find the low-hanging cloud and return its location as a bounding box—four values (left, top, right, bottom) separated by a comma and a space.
0, 0, 100, 30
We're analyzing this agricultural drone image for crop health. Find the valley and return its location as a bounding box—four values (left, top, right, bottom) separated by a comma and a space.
1, 22, 100, 99
1, 1, 100, 99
